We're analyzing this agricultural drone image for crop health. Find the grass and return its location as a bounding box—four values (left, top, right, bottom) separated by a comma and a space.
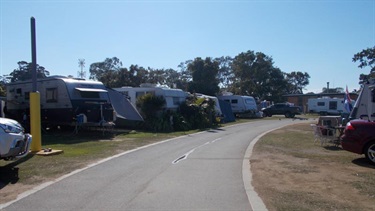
252, 123, 375, 211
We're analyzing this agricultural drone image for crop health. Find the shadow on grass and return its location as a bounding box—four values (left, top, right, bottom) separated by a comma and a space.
352, 158, 375, 169
323, 145, 343, 151
0, 154, 34, 188
41, 127, 125, 145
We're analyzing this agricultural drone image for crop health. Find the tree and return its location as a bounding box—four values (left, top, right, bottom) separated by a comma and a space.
8, 61, 49, 82
0, 76, 8, 96
214, 56, 233, 89
353, 46, 375, 82
89, 57, 122, 87
353, 46, 375, 73
230, 50, 287, 102
186, 57, 220, 96
285, 71, 310, 94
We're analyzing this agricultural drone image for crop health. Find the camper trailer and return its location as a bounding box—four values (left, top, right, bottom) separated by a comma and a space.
350, 79, 375, 121
196, 93, 222, 116
217, 95, 258, 117
5, 76, 115, 127
308, 97, 354, 115
113, 84, 188, 111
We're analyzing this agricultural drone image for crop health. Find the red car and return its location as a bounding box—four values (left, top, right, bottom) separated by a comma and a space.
341, 119, 375, 165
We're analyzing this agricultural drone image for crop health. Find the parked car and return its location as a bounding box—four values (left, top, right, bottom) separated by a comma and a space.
341, 119, 375, 164
261, 103, 301, 118
0, 117, 32, 161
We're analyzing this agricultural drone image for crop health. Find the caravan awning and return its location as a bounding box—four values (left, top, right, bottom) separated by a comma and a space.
75, 88, 108, 92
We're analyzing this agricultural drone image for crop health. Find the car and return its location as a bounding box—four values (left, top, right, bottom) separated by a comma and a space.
341, 119, 375, 164
0, 117, 32, 161
261, 103, 301, 118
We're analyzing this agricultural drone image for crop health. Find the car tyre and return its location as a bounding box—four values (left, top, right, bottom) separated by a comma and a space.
364, 141, 375, 165
285, 112, 291, 118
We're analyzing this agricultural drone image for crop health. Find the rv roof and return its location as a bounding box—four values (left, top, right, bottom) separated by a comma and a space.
75, 87, 108, 92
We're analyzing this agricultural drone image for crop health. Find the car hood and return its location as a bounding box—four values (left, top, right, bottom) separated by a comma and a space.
0, 117, 23, 129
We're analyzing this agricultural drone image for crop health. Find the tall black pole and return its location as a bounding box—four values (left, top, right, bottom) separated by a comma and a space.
31, 17, 37, 92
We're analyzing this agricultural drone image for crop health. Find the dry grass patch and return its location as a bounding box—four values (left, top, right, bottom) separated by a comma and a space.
251, 123, 375, 211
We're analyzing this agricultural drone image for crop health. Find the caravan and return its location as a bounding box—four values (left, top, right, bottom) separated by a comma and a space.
196, 93, 222, 116
307, 97, 354, 115
113, 84, 188, 111
5, 76, 116, 127
217, 95, 258, 117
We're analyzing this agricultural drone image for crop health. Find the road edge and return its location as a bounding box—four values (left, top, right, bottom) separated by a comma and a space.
242, 120, 312, 211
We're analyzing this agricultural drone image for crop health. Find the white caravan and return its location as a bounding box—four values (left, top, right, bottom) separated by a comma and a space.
196, 93, 222, 116
350, 79, 375, 121
217, 95, 257, 117
307, 97, 354, 115
113, 84, 188, 110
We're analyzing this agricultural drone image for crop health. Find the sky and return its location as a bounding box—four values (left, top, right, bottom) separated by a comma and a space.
1, 0, 374, 94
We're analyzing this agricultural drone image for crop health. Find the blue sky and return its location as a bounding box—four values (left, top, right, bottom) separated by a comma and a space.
1, 0, 374, 93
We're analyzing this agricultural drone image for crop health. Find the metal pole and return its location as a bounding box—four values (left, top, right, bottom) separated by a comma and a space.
31, 17, 37, 92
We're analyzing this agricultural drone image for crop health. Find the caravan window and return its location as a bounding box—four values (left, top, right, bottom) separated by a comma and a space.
16, 88, 22, 95
329, 101, 337, 110
80, 91, 100, 98
245, 99, 254, 104
317, 102, 325, 106
46, 88, 58, 103
231, 99, 238, 104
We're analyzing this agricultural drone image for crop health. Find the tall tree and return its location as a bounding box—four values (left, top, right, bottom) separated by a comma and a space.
8, 61, 49, 82
89, 57, 122, 87
177, 60, 193, 91
214, 56, 233, 89
285, 71, 310, 94
230, 50, 287, 102
127, 65, 149, 87
187, 57, 220, 96
353, 46, 375, 81
353, 46, 375, 73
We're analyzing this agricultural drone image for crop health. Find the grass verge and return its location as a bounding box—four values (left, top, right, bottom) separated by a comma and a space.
251, 123, 375, 211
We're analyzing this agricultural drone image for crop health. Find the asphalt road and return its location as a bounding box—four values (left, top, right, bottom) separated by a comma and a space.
2, 119, 298, 211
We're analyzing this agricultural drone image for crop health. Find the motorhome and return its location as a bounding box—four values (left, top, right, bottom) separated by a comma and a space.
113, 84, 188, 111
307, 97, 354, 115
350, 79, 375, 121
5, 76, 116, 127
217, 94, 258, 117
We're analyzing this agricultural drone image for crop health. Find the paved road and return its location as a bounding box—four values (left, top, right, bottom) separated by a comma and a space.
2, 119, 298, 211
